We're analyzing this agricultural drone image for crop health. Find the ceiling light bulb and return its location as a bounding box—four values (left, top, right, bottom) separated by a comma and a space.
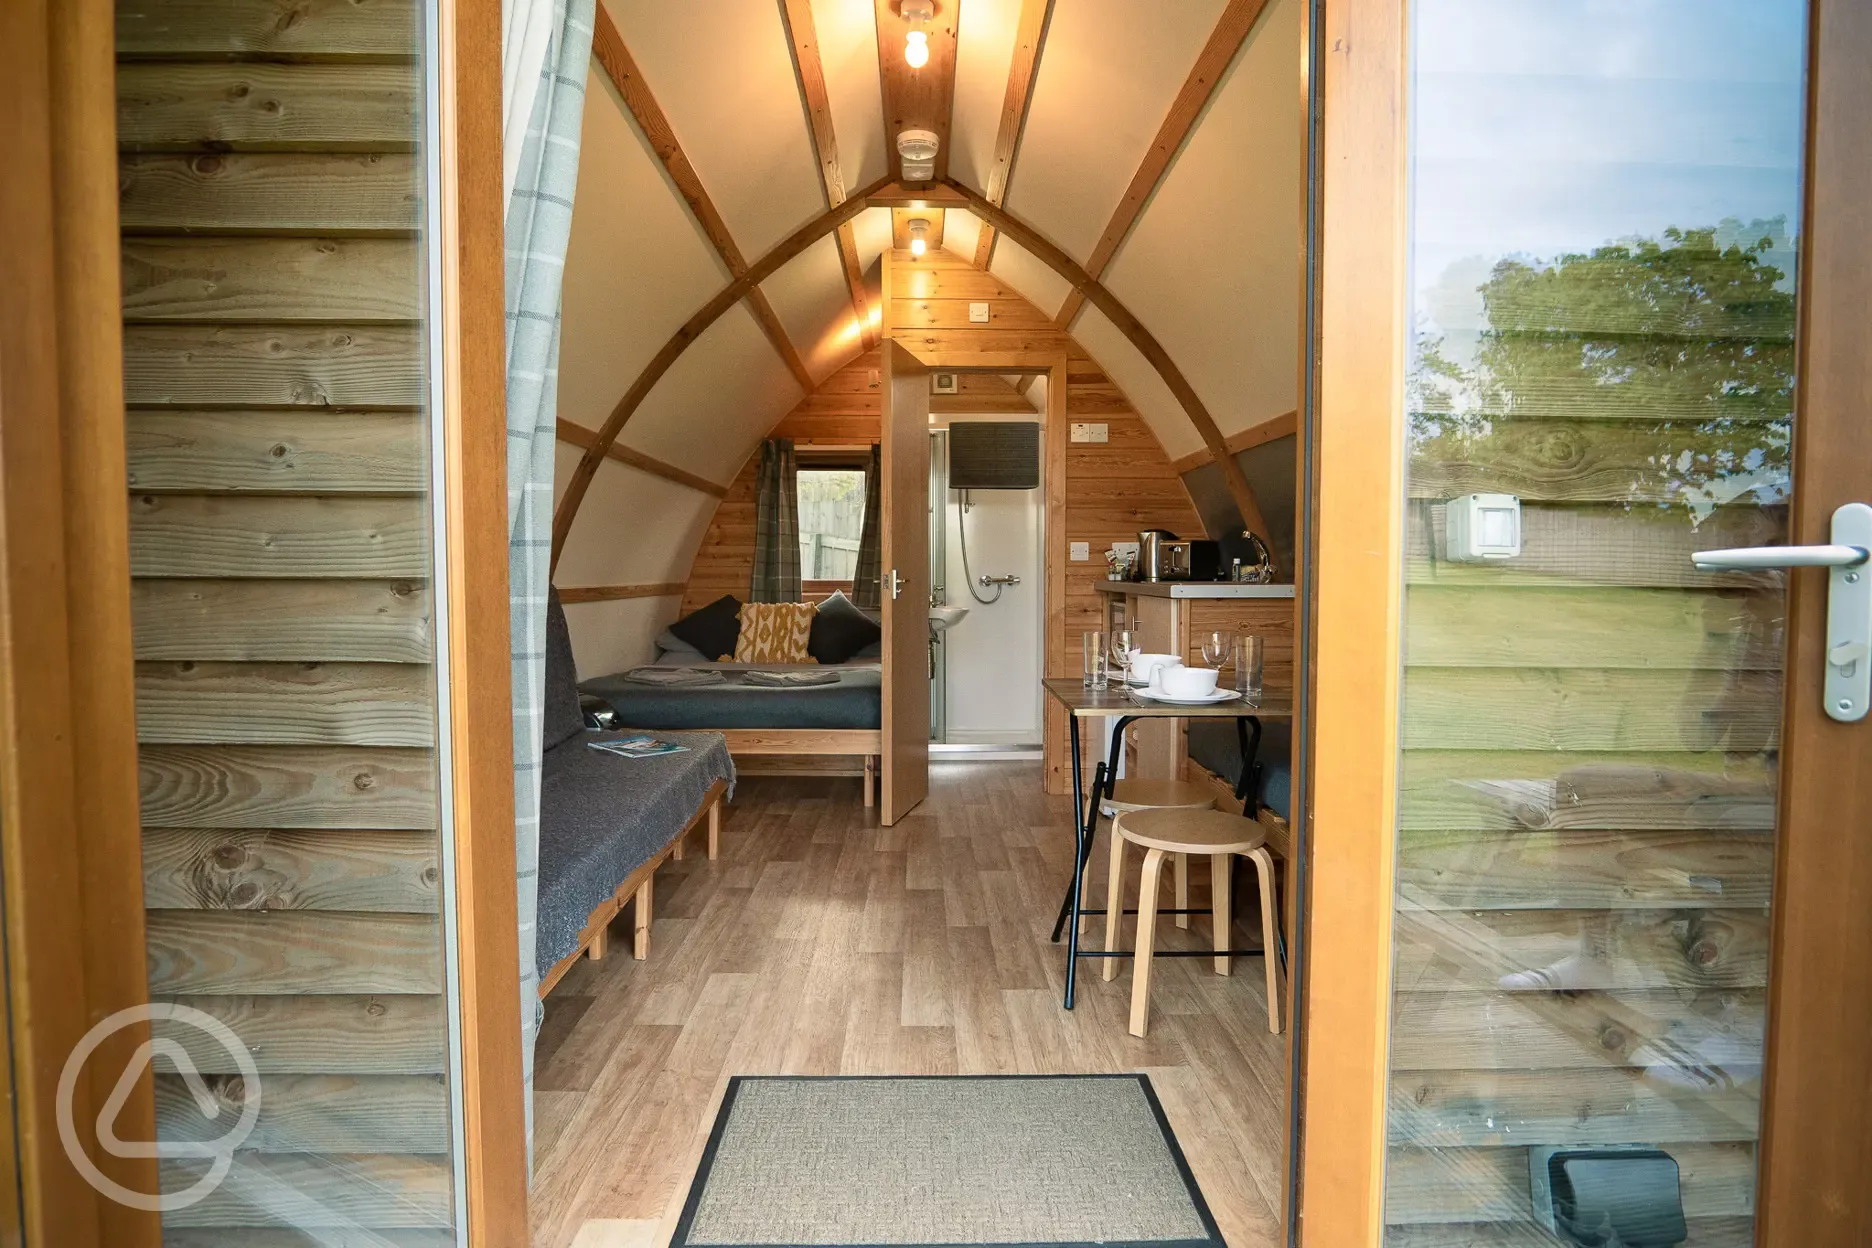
904, 29, 929, 68
908, 218, 929, 256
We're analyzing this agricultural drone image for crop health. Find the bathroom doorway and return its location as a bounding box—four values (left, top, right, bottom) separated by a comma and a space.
927, 375, 1047, 754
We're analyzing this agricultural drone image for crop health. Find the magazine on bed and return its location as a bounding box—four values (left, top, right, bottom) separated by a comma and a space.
586, 734, 690, 759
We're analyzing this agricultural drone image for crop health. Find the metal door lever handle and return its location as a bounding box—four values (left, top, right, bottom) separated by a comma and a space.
1691, 544, 1868, 571
1693, 502, 1872, 723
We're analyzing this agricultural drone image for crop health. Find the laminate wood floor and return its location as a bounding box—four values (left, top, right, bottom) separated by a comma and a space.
529, 761, 1289, 1247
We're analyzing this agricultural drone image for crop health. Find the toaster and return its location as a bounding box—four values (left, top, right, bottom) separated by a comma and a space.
1156, 539, 1222, 581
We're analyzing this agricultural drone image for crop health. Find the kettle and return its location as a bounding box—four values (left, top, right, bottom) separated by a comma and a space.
1136, 530, 1179, 582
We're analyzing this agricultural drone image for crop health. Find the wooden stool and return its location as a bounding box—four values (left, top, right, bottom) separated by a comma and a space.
1104, 806, 1282, 1038
1105, 779, 1216, 932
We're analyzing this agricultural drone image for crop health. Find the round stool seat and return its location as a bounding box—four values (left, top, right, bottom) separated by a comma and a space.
1106, 778, 1216, 813
1115, 806, 1266, 855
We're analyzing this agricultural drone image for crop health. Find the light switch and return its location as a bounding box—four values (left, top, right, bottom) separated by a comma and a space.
1069, 422, 1109, 443
1070, 542, 1091, 561
968, 302, 990, 323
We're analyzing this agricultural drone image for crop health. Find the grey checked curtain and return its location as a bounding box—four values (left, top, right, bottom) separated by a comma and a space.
504, 0, 594, 1157
852, 443, 883, 609
751, 438, 802, 602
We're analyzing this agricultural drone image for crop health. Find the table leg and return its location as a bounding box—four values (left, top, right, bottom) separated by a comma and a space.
1234, 715, 1264, 815
1061, 714, 1135, 1010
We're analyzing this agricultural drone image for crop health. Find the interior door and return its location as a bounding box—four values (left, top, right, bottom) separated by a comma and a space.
879, 340, 930, 824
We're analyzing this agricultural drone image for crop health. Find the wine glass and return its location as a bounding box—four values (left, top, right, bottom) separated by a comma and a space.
1108, 630, 1137, 689
1200, 631, 1233, 670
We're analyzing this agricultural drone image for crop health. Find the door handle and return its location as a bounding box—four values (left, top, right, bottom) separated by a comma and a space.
1693, 502, 1872, 723
887, 569, 905, 599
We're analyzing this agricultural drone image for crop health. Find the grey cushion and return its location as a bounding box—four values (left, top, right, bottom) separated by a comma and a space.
654, 628, 709, 660
542, 589, 586, 752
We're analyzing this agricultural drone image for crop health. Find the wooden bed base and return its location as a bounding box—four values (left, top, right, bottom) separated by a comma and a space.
715, 728, 882, 808
538, 777, 727, 999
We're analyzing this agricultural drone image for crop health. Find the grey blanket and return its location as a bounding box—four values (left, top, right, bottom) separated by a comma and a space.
536, 729, 735, 980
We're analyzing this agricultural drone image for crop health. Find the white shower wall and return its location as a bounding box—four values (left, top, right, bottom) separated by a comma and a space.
940, 479, 1043, 745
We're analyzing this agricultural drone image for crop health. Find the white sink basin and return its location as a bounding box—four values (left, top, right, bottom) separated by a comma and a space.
928, 605, 970, 632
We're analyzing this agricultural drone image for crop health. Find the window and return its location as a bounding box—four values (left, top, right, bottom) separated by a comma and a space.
797, 468, 866, 581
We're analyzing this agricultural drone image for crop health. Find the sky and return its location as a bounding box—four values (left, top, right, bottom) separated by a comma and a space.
1410, 0, 1808, 350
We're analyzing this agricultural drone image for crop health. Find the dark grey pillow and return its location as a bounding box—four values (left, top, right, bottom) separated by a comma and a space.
542, 589, 586, 752
808, 590, 882, 665
654, 628, 709, 660
668, 595, 742, 661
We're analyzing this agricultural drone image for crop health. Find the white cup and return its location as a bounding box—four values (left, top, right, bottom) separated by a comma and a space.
1156, 665, 1219, 698
1130, 652, 1181, 686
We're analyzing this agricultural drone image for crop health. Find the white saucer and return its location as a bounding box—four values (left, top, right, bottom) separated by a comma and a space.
1131, 688, 1243, 705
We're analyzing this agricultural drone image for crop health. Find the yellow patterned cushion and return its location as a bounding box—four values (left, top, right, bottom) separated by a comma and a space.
733, 602, 818, 664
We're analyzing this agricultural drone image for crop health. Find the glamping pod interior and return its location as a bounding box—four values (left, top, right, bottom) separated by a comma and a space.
33, 0, 1842, 1242
538, 0, 1306, 1240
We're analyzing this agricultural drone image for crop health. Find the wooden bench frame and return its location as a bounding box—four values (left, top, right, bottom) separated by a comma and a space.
537, 777, 727, 998
713, 728, 882, 808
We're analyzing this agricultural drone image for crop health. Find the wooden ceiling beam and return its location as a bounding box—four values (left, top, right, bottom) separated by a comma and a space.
1169, 409, 1297, 474
873, 0, 959, 182
778, 0, 878, 348
591, 5, 814, 390
1054, 0, 1270, 327
973, 0, 1054, 268
552, 175, 892, 568
554, 418, 728, 497
942, 177, 1272, 546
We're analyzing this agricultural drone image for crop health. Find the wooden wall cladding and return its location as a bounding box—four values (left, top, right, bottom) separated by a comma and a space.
115, 1, 452, 1236
1386, 470, 1785, 1230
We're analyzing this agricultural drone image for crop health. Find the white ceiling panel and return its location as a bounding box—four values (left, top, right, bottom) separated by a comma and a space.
763, 234, 867, 383
1002, 0, 1226, 264
561, 597, 678, 679
558, 67, 729, 436
606, 0, 827, 258
553, 447, 718, 588
941, 207, 983, 259
948, 0, 1023, 193
987, 235, 1072, 315
811, 0, 888, 192
617, 303, 804, 484
1105, 0, 1302, 439
1069, 304, 1205, 462
851, 205, 895, 269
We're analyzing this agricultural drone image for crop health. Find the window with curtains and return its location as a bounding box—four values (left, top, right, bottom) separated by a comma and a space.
797, 467, 867, 582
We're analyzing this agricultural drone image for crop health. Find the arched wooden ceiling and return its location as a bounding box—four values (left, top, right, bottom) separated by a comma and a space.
554, 0, 1303, 568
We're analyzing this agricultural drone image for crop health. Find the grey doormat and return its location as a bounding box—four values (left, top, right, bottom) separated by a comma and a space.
671, 1075, 1224, 1248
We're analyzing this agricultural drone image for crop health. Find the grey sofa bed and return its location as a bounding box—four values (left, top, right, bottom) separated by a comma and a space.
537, 592, 735, 994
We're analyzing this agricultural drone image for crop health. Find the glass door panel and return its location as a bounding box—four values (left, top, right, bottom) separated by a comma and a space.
1387, 2, 1805, 1244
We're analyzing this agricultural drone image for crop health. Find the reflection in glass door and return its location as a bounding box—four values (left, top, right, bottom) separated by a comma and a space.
1386, 3, 1804, 1243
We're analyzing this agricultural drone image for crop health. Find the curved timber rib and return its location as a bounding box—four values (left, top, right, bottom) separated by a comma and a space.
940, 178, 1272, 547
550, 177, 891, 569
552, 180, 1273, 565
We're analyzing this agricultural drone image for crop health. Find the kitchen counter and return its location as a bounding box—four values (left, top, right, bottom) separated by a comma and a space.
1095, 580, 1296, 600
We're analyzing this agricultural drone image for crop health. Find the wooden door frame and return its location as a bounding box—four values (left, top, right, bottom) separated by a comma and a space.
0, 1, 160, 1240
1293, 0, 1408, 1242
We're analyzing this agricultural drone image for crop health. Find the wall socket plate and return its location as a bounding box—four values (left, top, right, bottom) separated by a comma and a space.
1070, 422, 1108, 443
968, 302, 990, 323
1069, 541, 1091, 561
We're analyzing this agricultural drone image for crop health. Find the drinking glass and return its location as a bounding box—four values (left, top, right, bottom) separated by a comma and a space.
1109, 630, 1137, 688
1200, 631, 1233, 669
1083, 630, 1108, 688
1236, 634, 1264, 703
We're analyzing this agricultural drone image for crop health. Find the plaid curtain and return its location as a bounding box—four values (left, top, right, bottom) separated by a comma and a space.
751, 439, 801, 602
503, 0, 594, 1160
852, 443, 883, 609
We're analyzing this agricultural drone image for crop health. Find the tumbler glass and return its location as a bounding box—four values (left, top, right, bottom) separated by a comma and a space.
1083, 631, 1108, 689
1236, 634, 1264, 703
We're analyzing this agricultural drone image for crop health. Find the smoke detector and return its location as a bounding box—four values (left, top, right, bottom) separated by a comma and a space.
897, 129, 939, 182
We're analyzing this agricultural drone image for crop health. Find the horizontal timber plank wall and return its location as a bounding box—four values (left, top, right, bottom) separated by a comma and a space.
116, 1, 452, 1238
